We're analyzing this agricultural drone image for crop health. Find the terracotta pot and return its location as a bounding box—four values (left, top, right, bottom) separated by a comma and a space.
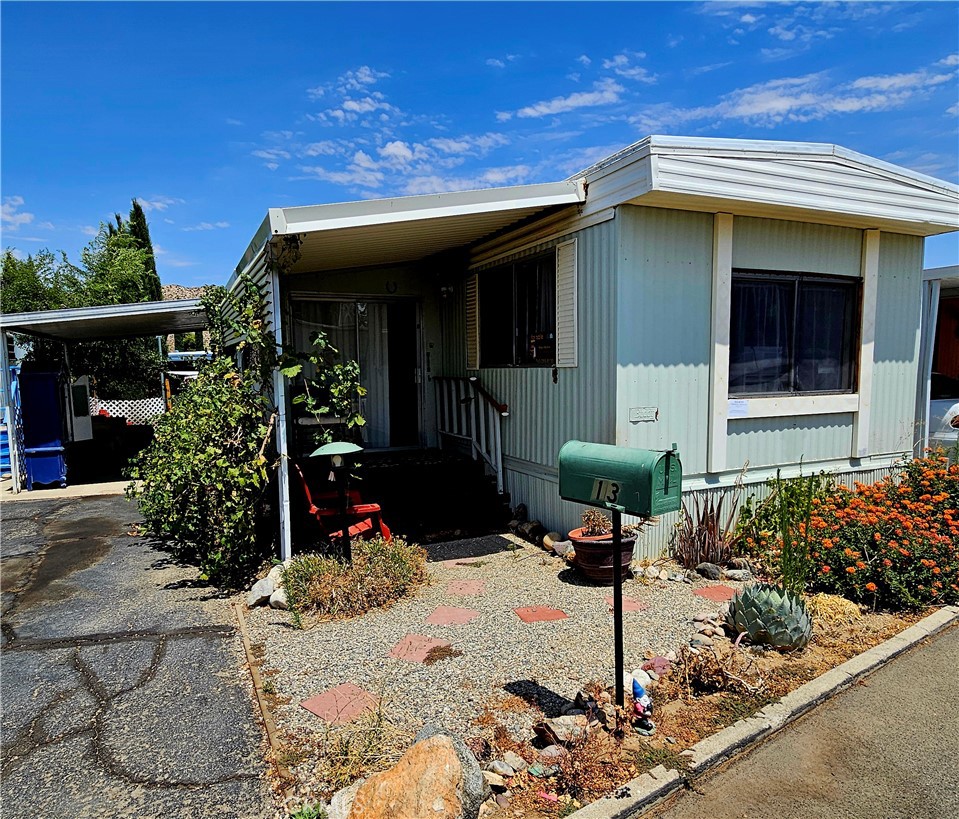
568, 527, 636, 585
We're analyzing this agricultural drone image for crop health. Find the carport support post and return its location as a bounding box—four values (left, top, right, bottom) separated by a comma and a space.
611, 507, 625, 709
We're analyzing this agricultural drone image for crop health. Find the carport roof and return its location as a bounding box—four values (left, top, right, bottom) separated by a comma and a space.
0, 299, 206, 341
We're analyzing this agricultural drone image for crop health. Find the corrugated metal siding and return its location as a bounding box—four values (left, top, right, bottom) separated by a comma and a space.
727, 413, 855, 469
505, 459, 899, 562
223, 249, 270, 347
450, 220, 618, 465
870, 233, 923, 455
732, 217, 862, 276
615, 206, 714, 475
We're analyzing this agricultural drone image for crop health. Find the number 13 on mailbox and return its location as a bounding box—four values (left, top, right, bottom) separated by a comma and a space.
558, 441, 682, 517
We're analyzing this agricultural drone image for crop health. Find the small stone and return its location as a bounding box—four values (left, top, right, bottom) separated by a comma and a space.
514, 503, 528, 522
551, 540, 573, 557
246, 578, 275, 608
683, 575, 693, 583
664, 650, 678, 662
494, 793, 511, 808
718, 603, 731, 619
695, 562, 723, 580
728, 557, 751, 570
488, 759, 515, 777
631, 668, 652, 689
503, 751, 527, 772
665, 736, 676, 744
507, 519, 520, 533
693, 612, 711, 622
668, 572, 684, 582
483, 771, 507, 790
527, 762, 559, 778
646, 670, 660, 682
269, 587, 289, 610
658, 570, 669, 581
644, 565, 660, 580
543, 531, 564, 549
539, 744, 567, 760
724, 568, 753, 582
691, 635, 713, 647
266, 564, 285, 585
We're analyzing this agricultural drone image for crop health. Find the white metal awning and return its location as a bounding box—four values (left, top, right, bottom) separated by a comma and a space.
0, 299, 206, 341
237, 180, 586, 276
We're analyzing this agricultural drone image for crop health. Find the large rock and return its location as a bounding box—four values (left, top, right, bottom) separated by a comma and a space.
533, 715, 588, 746
724, 568, 753, 582
266, 563, 285, 586
695, 562, 723, 580
269, 587, 289, 610
246, 578, 275, 608
328, 780, 365, 819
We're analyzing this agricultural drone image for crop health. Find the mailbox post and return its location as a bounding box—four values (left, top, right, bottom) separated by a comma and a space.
558, 441, 683, 708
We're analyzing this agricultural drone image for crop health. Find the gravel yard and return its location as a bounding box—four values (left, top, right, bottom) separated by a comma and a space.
245, 533, 752, 797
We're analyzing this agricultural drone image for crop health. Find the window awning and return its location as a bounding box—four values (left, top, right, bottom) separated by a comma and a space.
0, 299, 206, 342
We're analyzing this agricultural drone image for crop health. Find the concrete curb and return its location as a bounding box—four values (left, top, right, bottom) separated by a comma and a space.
565, 605, 959, 819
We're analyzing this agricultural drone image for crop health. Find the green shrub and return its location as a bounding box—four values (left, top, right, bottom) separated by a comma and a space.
736, 470, 836, 593
806, 451, 959, 609
284, 536, 428, 621
127, 356, 274, 586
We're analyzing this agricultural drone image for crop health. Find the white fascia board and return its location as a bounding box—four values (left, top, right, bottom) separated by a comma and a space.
266, 180, 585, 238
923, 265, 959, 282
0, 299, 203, 330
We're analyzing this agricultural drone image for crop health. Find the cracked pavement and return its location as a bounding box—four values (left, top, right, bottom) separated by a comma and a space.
1, 494, 273, 818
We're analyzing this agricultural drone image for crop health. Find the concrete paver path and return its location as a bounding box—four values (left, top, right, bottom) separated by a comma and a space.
650, 624, 959, 819
1, 495, 272, 819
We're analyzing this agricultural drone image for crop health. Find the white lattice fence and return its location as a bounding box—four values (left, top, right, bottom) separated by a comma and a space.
89, 397, 166, 425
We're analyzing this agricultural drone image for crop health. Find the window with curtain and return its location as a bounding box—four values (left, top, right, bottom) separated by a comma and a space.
478, 250, 556, 367
729, 270, 859, 396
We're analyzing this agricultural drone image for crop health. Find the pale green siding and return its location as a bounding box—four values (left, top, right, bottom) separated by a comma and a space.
732, 216, 863, 277
726, 413, 856, 469
614, 206, 714, 475
870, 233, 924, 455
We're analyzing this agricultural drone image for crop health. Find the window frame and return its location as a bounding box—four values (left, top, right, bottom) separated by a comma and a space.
478, 249, 557, 369
729, 268, 862, 399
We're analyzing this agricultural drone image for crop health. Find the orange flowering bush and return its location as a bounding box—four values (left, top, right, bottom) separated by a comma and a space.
807, 451, 959, 609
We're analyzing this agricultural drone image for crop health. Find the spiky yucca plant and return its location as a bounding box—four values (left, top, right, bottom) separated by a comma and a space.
726, 583, 813, 651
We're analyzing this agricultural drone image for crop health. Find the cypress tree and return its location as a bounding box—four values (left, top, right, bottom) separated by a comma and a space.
128, 198, 162, 301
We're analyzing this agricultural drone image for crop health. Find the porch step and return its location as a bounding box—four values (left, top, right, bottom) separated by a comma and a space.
297, 449, 510, 545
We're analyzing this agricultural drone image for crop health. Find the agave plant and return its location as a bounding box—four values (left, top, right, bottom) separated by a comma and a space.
726, 583, 813, 651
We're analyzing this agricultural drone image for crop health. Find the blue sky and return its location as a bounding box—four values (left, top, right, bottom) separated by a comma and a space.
2, 1, 957, 287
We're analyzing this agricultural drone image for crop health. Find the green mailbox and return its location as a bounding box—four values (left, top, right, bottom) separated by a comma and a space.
558, 440, 682, 517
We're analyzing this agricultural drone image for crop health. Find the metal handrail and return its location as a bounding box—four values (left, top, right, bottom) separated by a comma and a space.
433, 375, 507, 493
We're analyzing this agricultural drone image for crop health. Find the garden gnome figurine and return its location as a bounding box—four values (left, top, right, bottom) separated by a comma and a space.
632, 678, 655, 736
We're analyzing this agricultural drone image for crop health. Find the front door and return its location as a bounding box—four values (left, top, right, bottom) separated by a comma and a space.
291, 299, 419, 448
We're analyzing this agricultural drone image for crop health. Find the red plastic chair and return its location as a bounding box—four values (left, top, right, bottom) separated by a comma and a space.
293, 463, 392, 542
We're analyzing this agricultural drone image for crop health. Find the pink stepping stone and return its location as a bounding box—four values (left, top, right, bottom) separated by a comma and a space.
389, 633, 452, 663
300, 682, 377, 725
604, 596, 648, 612
693, 585, 737, 602
514, 606, 568, 623
447, 579, 487, 595
425, 605, 479, 626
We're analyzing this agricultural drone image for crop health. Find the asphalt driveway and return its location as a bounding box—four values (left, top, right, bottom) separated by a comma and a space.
1, 494, 273, 819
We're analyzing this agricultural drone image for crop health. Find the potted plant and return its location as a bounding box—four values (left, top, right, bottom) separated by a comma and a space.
568, 509, 650, 584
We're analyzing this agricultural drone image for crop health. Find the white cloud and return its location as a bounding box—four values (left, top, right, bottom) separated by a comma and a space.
667, 35, 683, 48
740, 13, 761, 24
938, 54, 959, 67
1, 196, 34, 230
495, 111, 513, 122
81, 225, 99, 236
252, 148, 291, 162
306, 86, 326, 101
577, 54, 591, 66
601, 52, 655, 83
225, 118, 244, 126
299, 162, 385, 189
183, 221, 230, 232
515, 78, 624, 118
629, 58, 959, 129
165, 258, 198, 268
687, 61, 733, 77
948, 102, 959, 117
300, 141, 340, 157
136, 196, 185, 212
486, 58, 505, 68
428, 133, 509, 156
403, 164, 532, 195
338, 65, 389, 92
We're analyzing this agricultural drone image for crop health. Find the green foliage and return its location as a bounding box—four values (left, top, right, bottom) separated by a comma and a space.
736, 470, 836, 594
673, 483, 744, 569
286, 331, 366, 448
127, 198, 163, 301
289, 806, 327, 819
127, 356, 273, 585
283, 536, 428, 622
2, 219, 164, 398
128, 274, 278, 586
805, 452, 958, 609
